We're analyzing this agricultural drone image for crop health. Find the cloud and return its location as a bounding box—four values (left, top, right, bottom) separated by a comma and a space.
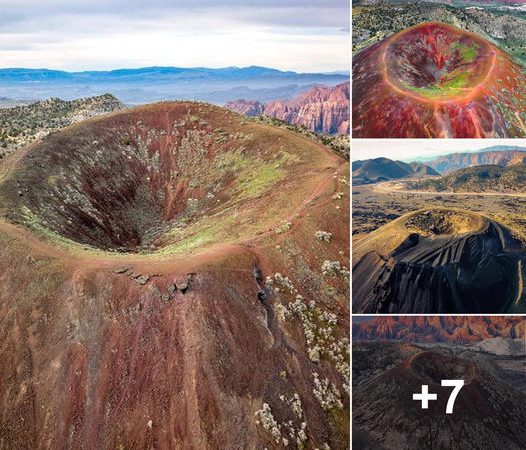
0, 0, 349, 71
0, 1, 349, 31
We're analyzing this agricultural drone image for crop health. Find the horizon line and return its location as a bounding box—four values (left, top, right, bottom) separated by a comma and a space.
0, 65, 351, 76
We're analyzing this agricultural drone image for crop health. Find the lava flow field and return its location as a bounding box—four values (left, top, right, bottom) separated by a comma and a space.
0, 103, 349, 449
352, 22, 526, 138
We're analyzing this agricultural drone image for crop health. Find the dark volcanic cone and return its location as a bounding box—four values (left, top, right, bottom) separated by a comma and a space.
353, 346, 526, 450
352, 208, 526, 313
352, 22, 526, 138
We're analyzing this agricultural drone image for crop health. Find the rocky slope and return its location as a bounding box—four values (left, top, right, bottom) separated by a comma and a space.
424, 147, 526, 173
225, 82, 350, 135
413, 164, 526, 193
0, 94, 124, 158
352, 208, 526, 313
352, 316, 526, 343
353, 22, 526, 137
352, 157, 438, 185
0, 102, 350, 449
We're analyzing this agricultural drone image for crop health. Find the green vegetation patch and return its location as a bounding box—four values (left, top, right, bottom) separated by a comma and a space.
216, 149, 297, 200
452, 42, 479, 64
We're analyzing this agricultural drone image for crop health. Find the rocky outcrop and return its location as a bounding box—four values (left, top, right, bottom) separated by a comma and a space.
0, 93, 124, 157
223, 99, 264, 116
225, 82, 350, 135
425, 148, 526, 173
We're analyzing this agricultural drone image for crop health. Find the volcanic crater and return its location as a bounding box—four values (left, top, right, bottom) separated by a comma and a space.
409, 351, 475, 384
404, 209, 483, 236
353, 22, 526, 137
385, 23, 494, 101
0, 102, 328, 253
352, 208, 526, 313
0, 102, 350, 449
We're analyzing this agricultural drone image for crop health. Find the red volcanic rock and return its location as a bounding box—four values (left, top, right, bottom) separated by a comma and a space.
353, 22, 526, 138
353, 316, 526, 344
226, 82, 350, 135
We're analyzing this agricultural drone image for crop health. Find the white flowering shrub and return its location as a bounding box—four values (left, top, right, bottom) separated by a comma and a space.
275, 221, 292, 234
312, 373, 343, 411
280, 393, 304, 419
255, 403, 282, 444
275, 303, 289, 322
280, 393, 308, 448
321, 260, 349, 280
314, 444, 331, 450
315, 230, 332, 242
269, 274, 350, 382
273, 272, 297, 294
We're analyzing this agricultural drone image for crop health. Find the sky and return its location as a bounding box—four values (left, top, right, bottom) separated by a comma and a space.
352, 139, 526, 162
0, 0, 349, 72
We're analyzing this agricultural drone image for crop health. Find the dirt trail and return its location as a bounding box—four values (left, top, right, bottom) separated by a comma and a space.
515, 260, 523, 306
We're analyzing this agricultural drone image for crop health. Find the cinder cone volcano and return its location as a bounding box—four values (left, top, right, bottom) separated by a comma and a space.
0, 102, 350, 449
353, 345, 526, 450
353, 22, 526, 138
352, 208, 526, 313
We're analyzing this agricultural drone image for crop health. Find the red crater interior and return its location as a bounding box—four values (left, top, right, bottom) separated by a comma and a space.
385, 23, 494, 101
353, 22, 526, 138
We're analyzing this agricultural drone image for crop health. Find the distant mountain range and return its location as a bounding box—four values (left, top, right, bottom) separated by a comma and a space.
421, 146, 526, 173
352, 157, 438, 185
353, 0, 525, 6
225, 82, 349, 135
0, 66, 348, 105
405, 146, 526, 192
